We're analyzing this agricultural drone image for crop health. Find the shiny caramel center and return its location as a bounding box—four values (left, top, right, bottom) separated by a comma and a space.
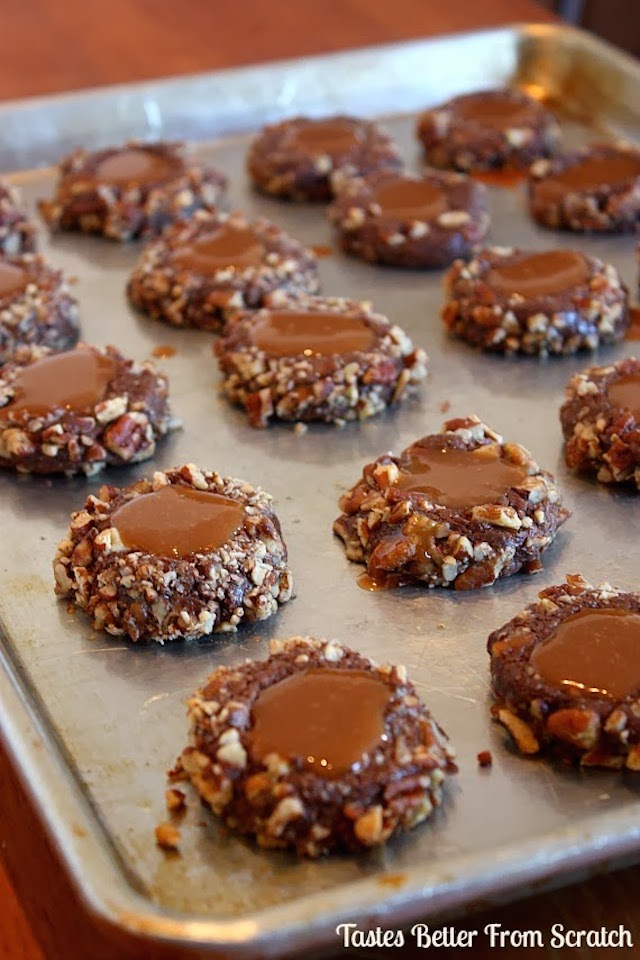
394, 444, 527, 510
486, 250, 590, 298
290, 118, 362, 154
0, 261, 27, 300
453, 91, 531, 129
171, 225, 265, 274
530, 608, 640, 699
94, 148, 177, 186
7, 348, 115, 419
545, 153, 640, 193
249, 668, 390, 777
607, 374, 640, 420
250, 310, 375, 357
373, 177, 448, 221
111, 484, 245, 558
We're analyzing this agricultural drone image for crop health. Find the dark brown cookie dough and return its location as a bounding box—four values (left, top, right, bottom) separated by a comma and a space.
442, 247, 628, 356
38, 141, 227, 241
327, 169, 490, 268
489, 574, 640, 769
334, 416, 569, 591
0, 180, 37, 255
416, 89, 559, 173
54, 463, 292, 642
0, 343, 178, 476
247, 115, 402, 202
0, 254, 79, 365
215, 294, 428, 427
560, 357, 640, 488
127, 209, 319, 332
176, 635, 456, 856
528, 144, 640, 233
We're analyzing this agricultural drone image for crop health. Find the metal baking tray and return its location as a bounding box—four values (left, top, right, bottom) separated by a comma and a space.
1, 22, 640, 959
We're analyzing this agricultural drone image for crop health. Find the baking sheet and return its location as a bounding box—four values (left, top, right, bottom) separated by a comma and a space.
1, 22, 640, 958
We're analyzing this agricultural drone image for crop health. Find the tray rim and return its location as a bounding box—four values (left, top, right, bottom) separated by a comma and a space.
1, 19, 640, 956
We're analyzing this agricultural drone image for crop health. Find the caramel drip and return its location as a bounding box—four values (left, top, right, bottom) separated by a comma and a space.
544, 153, 640, 194
486, 250, 589, 298
8, 348, 115, 419
625, 306, 640, 341
607, 374, 640, 420
531, 608, 640, 698
171, 225, 265, 273
94, 148, 177, 185
249, 668, 389, 777
250, 310, 374, 357
453, 92, 531, 129
290, 118, 362, 154
111, 484, 245, 558
373, 177, 448, 221
0, 261, 27, 300
472, 169, 526, 188
394, 444, 526, 510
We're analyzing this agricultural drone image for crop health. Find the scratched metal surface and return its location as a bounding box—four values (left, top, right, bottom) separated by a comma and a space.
0, 23, 640, 959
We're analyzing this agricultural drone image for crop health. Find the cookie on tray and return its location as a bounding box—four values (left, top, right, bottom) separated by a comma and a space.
247, 115, 402, 202
54, 463, 293, 642
38, 140, 227, 241
215, 294, 428, 427
560, 357, 640, 488
416, 89, 559, 173
175, 635, 456, 856
528, 143, 640, 232
489, 574, 640, 769
327, 169, 490, 268
0, 180, 37, 256
0, 343, 178, 476
127, 209, 319, 332
441, 247, 628, 356
334, 416, 569, 591
0, 254, 79, 365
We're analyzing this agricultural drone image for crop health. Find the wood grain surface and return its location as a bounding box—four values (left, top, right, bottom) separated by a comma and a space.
1, 1, 640, 958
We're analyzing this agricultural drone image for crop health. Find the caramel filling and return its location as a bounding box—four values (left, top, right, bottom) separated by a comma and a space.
249, 668, 389, 777
607, 374, 640, 420
531, 608, 640, 699
0, 262, 27, 300
171, 225, 265, 273
7, 348, 115, 419
250, 310, 374, 357
94, 148, 177, 186
373, 177, 448, 221
453, 92, 531, 129
111, 485, 245, 558
394, 444, 527, 510
486, 250, 589, 298
544, 153, 640, 194
290, 118, 362, 154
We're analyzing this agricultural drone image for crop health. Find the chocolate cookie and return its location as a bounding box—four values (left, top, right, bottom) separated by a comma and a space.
489, 574, 640, 769
0, 343, 178, 475
528, 144, 640, 232
328, 169, 490, 268
0, 254, 79, 365
416, 89, 559, 173
560, 357, 640, 488
176, 635, 456, 856
215, 294, 428, 427
0, 180, 36, 255
442, 247, 628, 356
334, 416, 569, 591
38, 141, 227, 241
247, 115, 402, 202
54, 463, 292, 642
127, 209, 319, 332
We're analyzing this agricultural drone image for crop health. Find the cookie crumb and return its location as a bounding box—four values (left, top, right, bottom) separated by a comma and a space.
477, 749, 493, 767
155, 821, 181, 850
165, 788, 186, 813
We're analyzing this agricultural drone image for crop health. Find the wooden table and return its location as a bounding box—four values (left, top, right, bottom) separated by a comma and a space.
1, 2, 640, 957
